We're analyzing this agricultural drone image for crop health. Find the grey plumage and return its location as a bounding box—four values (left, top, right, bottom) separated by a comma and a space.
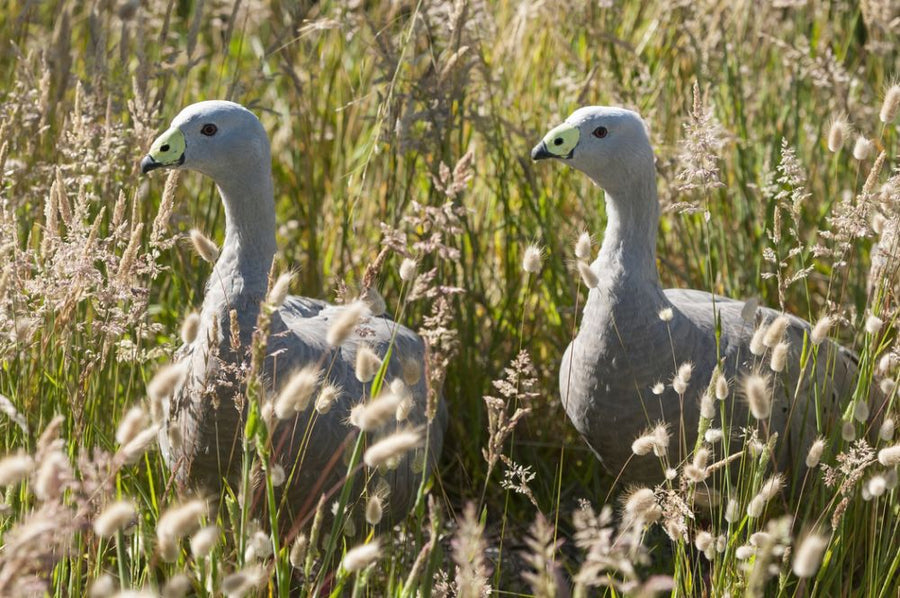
142, 101, 446, 526
534, 106, 860, 484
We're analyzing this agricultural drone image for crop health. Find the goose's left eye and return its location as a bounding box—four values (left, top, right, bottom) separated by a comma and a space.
200, 124, 218, 136
592, 126, 608, 139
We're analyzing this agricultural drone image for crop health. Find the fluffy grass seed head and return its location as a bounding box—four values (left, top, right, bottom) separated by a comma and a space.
576, 260, 599, 288
880, 84, 900, 123
658, 307, 674, 322
399, 258, 418, 283
879, 418, 895, 442
750, 323, 767, 356
351, 392, 403, 432
744, 373, 771, 420
575, 231, 592, 260
327, 301, 368, 347
365, 495, 384, 525
792, 533, 828, 578
853, 136, 875, 161
770, 341, 789, 372
180, 312, 200, 344
806, 438, 826, 468
222, 566, 266, 597
522, 244, 543, 274
631, 432, 657, 456
877, 445, 900, 466
162, 574, 191, 598
118, 425, 160, 464
341, 539, 382, 572
355, 345, 382, 383
865, 315, 884, 335
94, 500, 137, 538
115, 406, 148, 445
0, 453, 34, 487
672, 362, 692, 395
315, 383, 341, 415
715, 374, 729, 400
705, 428, 723, 444
157, 499, 207, 561
623, 487, 660, 523
700, 394, 716, 420
763, 316, 789, 348
274, 365, 320, 420
147, 363, 186, 403
364, 429, 422, 468
853, 400, 870, 423
842, 420, 856, 442
810, 315, 832, 345
190, 526, 219, 559
289, 534, 308, 569
266, 272, 293, 308
747, 474, 783, 517
827, 117, 848, 152
189, 228, 219, 263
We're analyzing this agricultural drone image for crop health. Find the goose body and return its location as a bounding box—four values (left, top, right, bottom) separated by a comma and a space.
533, 107, 858, 484
142, 101, 446, 524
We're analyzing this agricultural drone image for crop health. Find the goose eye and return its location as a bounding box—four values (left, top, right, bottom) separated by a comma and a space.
200, 124, 218, 137
592, 126, 608, 139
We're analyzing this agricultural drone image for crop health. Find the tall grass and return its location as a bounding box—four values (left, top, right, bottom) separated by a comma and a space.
0, 0, 898, 595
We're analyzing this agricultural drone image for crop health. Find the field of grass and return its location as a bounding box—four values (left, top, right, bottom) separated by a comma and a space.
0, 0, 899, 595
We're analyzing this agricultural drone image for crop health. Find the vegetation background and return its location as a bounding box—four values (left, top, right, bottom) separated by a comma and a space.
0, 0, 898, 596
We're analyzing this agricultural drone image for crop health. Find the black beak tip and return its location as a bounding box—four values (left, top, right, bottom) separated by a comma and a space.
531, 141, 552, 161
140, 155, 162, 174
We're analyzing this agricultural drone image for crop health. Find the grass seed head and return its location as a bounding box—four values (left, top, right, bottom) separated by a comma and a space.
880, 84, 900, 123
877, 445, 900, 466
162, 574, 191, 598
341, 539, 382, 572
841, 420, 856, 442
364, 429, 422, 468
810, 315, 832, 345
704, 428, 723, 444
750, 323, 767, 356
865, 315, 884, 335
189, 228, 219, 263
289, 533, 308, 569
623, 487, 659, 523
827, 117, 847, 152
879, 418, 895, 442
274, 365, 320, 419
806, 438, 826, 468
770, 341, 789, 372
116, 406, 148, 445
190, 525, 219, 559
399, 258, 418, 282
631, 432, 657, 456
366, 495, 384, 525
658, 307, 674, 322
715, 374, 729, 400
351, 392, 403, 431
853, 136, 875, 161
853, 400, 870, 423
180, 312, 200, 344
355, 345, 382, 383
147, 363, 186, 403
763, 316, 789, 348
574, 231, 592, 259
327, 301, 368, 347
266, 272, 293, 308
576, 260, 599, 288
792, 533, 828, 578
94, 500, 137, 538
522, 244, 542, 274
700, 394, 716, 420
744, 374, 771, 420
315, 383, 341, 415
0, 452, 34, 487
118, 425, 160, 464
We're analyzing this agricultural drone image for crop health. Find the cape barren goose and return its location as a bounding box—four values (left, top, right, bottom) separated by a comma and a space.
141, 100, 446, 525
532, 106, 867, 484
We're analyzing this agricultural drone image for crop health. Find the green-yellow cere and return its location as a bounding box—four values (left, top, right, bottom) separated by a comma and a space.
541, 123, 579, 157
148, 128, 186, 165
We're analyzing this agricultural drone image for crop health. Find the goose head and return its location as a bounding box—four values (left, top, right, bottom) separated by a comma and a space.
531, 106, 655, 197
140, 100, 271, 183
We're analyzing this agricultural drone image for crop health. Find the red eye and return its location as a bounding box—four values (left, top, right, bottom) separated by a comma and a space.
592, 126, 608, 139
200, 123, 218, 136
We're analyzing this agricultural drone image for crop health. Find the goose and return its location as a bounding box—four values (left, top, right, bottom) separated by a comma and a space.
140, 100, 446, 526
531, 106, 863, 484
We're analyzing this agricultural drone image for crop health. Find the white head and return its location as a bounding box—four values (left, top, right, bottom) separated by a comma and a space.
141, 100, 271, 183
531, 107, 654, 197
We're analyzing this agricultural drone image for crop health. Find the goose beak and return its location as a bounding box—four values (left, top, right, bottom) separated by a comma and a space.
141, 127, 186, 174
531, 141, 553, 161
532, 122, 580, 161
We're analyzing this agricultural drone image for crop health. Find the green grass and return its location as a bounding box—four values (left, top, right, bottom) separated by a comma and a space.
0, 0, 898, 596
